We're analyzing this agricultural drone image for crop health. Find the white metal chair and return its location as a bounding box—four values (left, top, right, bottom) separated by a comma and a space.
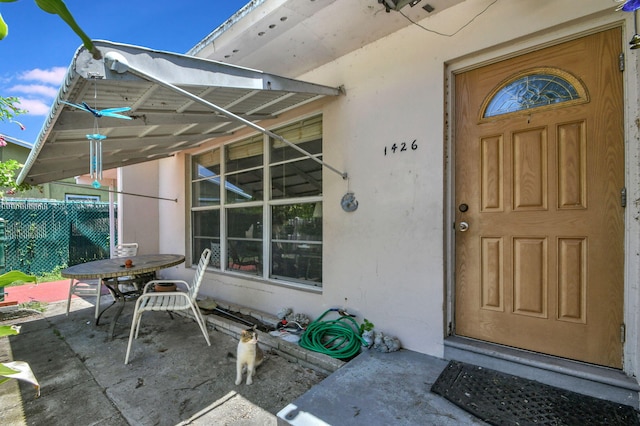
66, 277, 103, 320
210, 242, 221, 268
66, 243, 138, 320
112, 243, 138, 258
108, 243, 147, 292
125, 248, 212, 364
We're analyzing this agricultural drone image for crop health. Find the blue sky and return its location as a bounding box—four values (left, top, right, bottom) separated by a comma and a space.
0, 0, 248, 146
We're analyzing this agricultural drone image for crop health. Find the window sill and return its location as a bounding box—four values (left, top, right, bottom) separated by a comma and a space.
203, 266, 323, 294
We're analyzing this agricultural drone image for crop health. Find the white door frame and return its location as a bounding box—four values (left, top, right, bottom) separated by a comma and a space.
443, 14, 640, 377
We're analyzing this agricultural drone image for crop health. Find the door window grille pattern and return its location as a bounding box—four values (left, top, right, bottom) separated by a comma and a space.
483, 68, 587, 119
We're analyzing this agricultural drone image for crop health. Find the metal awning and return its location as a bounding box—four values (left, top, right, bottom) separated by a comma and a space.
18, 40, 342, 185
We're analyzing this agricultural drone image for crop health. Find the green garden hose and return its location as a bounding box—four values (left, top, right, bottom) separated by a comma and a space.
299, 309, 366, 359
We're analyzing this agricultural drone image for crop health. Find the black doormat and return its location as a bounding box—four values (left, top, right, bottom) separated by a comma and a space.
431, 361, 640, 425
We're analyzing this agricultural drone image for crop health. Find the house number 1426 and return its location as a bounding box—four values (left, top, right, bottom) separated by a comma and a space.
384, 140, 418, 155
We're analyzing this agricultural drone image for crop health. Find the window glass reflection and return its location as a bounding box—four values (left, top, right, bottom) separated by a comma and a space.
227, 206, 262, 276
226, 169, 264, 203
271, 203, 322, 285
192, 149, 221, 207
226, 136, 263, 173
271, 157, 322, 199
192, 209, 221, 268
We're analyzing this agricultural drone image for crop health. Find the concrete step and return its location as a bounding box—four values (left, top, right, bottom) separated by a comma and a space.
444, 336, 640, 409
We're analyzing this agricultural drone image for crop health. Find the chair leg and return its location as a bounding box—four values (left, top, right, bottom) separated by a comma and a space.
67, 279, 103, 320
190, 304, 211, 346
94, 285, 102, 320
125, 310, 142, 364
134, 311, 144, 339
66, 279, 74, 316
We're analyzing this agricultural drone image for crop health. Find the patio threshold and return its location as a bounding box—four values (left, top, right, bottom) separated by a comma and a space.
444, 335, 640, 408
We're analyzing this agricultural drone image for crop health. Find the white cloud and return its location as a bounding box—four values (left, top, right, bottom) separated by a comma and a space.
3, 67, 65, 117
17, 98, 53, 116
9, 84, 58, 98
19, 67, 67, 85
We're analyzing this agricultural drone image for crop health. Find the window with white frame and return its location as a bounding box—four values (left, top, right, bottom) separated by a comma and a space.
190, 116, 323, 287
65, 194, 100, 202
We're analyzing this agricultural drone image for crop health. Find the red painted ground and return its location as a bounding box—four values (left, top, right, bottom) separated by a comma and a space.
2, 280, 107, 304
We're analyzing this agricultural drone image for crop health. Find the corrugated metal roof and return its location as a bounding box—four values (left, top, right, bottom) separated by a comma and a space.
18, 40, 341, 185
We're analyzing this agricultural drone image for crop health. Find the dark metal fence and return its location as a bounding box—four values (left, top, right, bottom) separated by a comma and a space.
0, 199, 117, 275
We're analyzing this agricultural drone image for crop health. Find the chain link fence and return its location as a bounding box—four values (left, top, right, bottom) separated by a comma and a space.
0, 199, 117, 275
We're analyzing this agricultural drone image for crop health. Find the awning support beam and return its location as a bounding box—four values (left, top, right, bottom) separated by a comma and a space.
53, 181, 178, 202
104, 52, 348, 180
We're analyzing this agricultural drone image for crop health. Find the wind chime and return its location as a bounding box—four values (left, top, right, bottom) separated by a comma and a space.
61, 83, 132, 188
86, 133, 106, 188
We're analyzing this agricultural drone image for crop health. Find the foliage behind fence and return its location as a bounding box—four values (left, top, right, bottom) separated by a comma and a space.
0, 199, 117, 275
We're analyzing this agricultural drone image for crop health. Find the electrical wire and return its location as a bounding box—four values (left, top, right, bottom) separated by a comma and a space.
399, 0, 498, 38
298, 309, 366, 359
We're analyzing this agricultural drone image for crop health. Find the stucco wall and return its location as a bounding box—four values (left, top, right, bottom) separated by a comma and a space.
119, 163, 160, 255
123, 0, 640, 371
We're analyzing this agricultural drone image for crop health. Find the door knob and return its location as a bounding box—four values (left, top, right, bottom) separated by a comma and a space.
458, 221, 469, 232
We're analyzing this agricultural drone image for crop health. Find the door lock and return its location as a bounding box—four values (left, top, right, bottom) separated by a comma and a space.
458, 221, 469, 232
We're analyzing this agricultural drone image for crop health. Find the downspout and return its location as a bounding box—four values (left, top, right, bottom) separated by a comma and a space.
108, 179, 115, 256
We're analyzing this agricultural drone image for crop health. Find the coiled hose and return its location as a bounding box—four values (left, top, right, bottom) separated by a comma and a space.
299, 309, 366, 359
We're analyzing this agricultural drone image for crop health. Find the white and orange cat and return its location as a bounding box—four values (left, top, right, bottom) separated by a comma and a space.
235, 326, 264, 385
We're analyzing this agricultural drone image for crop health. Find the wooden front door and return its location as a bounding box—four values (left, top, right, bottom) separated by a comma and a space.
454, 28, 625, 368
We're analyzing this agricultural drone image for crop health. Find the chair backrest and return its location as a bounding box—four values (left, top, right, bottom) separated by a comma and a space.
112, 243, 138, 258
189, 248, 212, 301
210, 242, 221, 267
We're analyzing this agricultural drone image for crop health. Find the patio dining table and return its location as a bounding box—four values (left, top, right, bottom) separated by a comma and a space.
61, 254, 185, 338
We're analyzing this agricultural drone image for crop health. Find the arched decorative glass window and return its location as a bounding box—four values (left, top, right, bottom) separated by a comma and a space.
481, 67, 588, 120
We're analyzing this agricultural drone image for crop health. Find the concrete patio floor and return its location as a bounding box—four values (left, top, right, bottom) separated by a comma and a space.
0, 292, 485, 425
0, 297, 328, 425
3, 282, 638, 425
